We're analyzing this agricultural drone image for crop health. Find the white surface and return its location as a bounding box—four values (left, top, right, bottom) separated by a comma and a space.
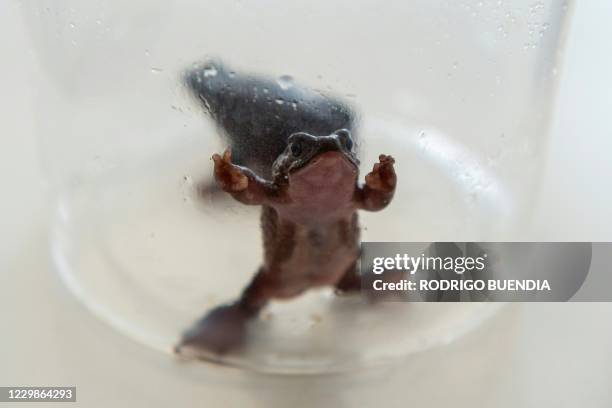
1, 1, 612, 407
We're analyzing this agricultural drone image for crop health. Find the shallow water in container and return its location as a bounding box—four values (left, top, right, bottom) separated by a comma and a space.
51, 117, 507, 373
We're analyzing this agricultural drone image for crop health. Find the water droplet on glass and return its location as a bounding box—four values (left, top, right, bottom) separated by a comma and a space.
275, 98, 284, 105
203, 66, 217, 77
150, 67, 163, 74
277, 75, 294, 90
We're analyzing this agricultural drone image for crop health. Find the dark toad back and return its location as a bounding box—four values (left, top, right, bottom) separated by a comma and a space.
184, 59, 357, 179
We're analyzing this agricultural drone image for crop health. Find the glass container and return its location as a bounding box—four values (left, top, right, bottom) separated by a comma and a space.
23, 0, 573, 373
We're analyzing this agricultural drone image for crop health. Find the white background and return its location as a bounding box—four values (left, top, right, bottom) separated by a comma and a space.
1, 1, 611, 407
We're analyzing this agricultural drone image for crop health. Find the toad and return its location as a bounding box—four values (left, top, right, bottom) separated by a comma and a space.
176, 129, 396, 355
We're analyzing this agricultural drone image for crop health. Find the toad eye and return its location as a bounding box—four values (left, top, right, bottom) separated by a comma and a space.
336, 129, 353, 151
290, 141, 303, 156
344, 136, 353, 151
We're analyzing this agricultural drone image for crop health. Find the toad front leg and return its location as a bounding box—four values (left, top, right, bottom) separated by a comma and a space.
212, 148, 285, 205
355, 154, 397, 211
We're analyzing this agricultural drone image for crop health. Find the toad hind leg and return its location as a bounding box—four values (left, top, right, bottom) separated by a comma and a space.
175, 268, 279, 356
334, 261, 409, 302
334, 261, 362, 294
